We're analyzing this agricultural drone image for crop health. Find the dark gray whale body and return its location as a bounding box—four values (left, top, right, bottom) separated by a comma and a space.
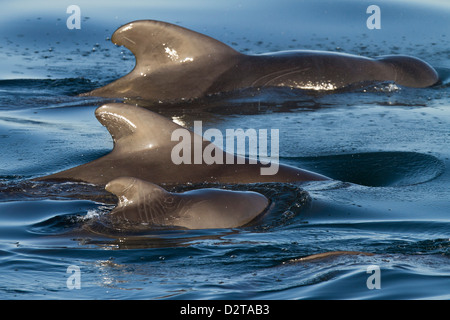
83, 20, 439, 102
37, 103, 328, 186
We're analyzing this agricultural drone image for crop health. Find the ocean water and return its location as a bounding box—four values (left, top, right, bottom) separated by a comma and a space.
0, 0, 449, 301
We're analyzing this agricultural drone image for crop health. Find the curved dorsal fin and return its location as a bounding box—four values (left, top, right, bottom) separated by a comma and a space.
105, 177, 176, 225
105, 176, 168, 207
95, 103, 198, 154
111, 20, 240, 70
85, 20, 243, 101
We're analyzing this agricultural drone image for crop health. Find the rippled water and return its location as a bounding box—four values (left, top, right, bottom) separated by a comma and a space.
0, 0, 449, 300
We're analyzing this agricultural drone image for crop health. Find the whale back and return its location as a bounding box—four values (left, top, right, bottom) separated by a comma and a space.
36, 103, 329, 185
105, 177, 270, 229
84, 20, 439, 101
376, 55, 439, 88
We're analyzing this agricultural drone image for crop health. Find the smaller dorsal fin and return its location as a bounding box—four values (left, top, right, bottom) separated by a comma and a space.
105, 176, 168, 207
111, 20, 240, 70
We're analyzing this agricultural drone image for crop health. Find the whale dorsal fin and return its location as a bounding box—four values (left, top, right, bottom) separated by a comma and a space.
95, 103, 202, 154
105, 176, 168, 206
105, 177, 176, 225
111, 20, 240, 70
85, 20, 243, 101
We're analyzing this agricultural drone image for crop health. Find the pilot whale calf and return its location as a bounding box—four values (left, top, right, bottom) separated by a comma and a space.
105, 177, 270, 229
36, 103, 328, 185
82, 20, 439, 102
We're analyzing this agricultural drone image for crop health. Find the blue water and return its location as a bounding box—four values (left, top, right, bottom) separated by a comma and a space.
0, 0, 449, 300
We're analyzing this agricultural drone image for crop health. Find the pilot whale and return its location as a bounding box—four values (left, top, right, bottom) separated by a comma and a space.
36, 103, 328, 185
82, 20, 439, 102
105, 177, 270, 229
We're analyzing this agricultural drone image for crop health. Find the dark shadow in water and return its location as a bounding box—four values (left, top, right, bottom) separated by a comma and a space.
283, 151, 445, 187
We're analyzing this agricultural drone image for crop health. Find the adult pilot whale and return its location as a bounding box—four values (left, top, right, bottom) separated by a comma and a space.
105, 177, 270, 229
36, 103, 328, 186
82, 20, 439, 102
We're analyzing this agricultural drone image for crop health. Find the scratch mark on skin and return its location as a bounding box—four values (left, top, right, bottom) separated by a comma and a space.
251, 67, 311, 87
